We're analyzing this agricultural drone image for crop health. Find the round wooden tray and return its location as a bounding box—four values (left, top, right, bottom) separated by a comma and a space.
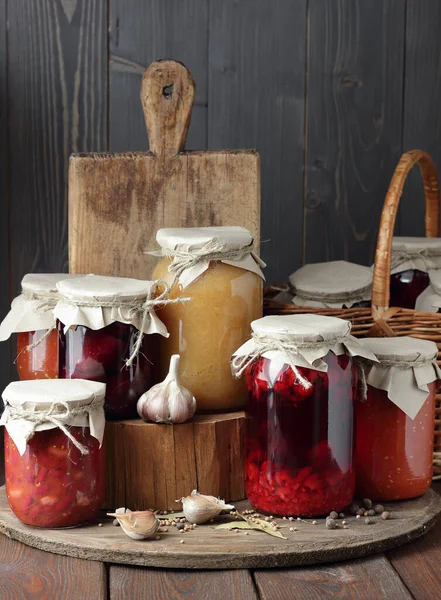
0, 487, 440, 569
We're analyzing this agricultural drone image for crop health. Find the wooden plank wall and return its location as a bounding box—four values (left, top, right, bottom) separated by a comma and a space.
1, 0, 441, 392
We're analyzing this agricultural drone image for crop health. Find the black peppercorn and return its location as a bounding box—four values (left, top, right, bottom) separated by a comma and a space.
329, 511, 338, 520
349, 504, 360, 515
374, 504, 384, 514
364, 517, 376, 525
326, 518, 337, 530
356, 508, 365, 516
381, 511, 390, 520
362, 498, 373, 509
366, 509, 376, 517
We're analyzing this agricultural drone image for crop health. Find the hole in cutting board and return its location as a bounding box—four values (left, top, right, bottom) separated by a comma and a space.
163, 85, 173, 99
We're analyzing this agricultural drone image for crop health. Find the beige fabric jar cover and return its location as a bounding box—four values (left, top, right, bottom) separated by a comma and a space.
1, 379, 106, 456
415, 270, 441, 313
390, 236, 441, 275
148, 226, 266, 288
360, 337, 441, 419
289, 261, 372, 308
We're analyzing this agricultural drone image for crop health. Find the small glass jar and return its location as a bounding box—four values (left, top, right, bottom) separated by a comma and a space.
54, 275, 168, 420
355, 337, 439, 501
232, 314, 375, 516
289, 261, 372, 309
1, 379, 106, 528
389, 237, 441, 309
152, 226, 264, 412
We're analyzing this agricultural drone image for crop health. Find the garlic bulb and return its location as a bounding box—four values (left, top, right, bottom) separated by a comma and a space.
179, 490, 234, 524
137, 354, 196, 424
107, 510, 159, 540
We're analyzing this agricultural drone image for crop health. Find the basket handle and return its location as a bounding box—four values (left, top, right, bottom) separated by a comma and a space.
372, 150, 440, 319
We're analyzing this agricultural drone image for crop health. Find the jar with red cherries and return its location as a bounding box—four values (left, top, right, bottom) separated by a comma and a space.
53, 275, 170, 420
389, 237, 441, 309
232, 314, 376, 517
1, 379, 106, 528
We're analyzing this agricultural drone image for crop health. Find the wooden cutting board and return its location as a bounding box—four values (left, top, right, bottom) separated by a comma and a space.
68, 59, 260, 278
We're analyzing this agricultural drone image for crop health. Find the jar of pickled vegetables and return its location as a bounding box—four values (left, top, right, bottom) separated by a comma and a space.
1, 379, 106, 528
0, 273, 80, 379
355, 337, 440, 501
389, 237, 441, 309
151, 226, 265, 412
53, 275, 169, 419
415, 270, 441, 313
232, 314, 376, 517
289, 261, 372, 308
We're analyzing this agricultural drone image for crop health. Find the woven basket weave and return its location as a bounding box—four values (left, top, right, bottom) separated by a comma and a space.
263, 150, 441, 477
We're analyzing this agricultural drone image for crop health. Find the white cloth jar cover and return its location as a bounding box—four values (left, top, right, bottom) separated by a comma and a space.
231, 314, 377, 377
0, 273, 82, 341
360, 337, 441, 420
1, 379, 106, 456
415, 269, 441, 312
389, 236, 441, 274
148, 226, 266, 288
289, 261, 372, 308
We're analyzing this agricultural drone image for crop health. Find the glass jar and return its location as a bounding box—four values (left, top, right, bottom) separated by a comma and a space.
1, 379, 106, 528
232, 314, 375, 516
355, 337, 439, 501
415, 269, 441, 313
152, 226, 264, 412
389, 270, 430, 310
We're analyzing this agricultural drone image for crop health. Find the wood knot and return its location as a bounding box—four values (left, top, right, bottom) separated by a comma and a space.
162, 85, 173, 99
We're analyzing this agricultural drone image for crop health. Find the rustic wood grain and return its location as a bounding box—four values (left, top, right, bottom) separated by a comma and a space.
208, 0, 307, 284
7, 0, 107, 292
0, 533, 106, 600
400, 1, 441, 237
109, 0, 208, 151
0, 488, 439, 570
110, 567, 258, 600
304, 0, 405, 266
105, 413, 246, 511
254, 554, 413, 600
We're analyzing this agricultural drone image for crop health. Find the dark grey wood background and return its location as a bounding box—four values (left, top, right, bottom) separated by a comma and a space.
0, 0, 440, 391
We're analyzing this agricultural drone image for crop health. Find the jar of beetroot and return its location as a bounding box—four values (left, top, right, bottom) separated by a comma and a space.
53, 275, 169, 420
355, 337, 440, 501
1, 379, 106, 528
415, 270, 441, 313
389, 237, 441, 309
232, 314, 376, 517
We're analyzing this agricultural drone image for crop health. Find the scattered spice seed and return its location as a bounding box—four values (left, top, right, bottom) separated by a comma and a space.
342, 520, 347, 525
289, 527, 294, 532
326, 518, 337, 530
363, 498, 373, 509
356, 515, 361, 519
176, 523, 185, 531
329, 511, 338, 520
374, 504, 385, 515
382, 511, 390, 520
297, 517, 301, 521
365, 517, 376, 525
98, 523, 103, 527
343, 525, 349, 529
312, 520, 317, 525
179, 540, 184, 544
349, 504, 360, 515
293, 527, 297, 531
288, 517, 294, 522
356, 508, 365, 517
366, 509, 376, 517
339, 513, 345, 519
155, 535, 161, 540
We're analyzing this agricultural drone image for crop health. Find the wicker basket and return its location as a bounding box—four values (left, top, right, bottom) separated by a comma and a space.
263, 150, 441, 476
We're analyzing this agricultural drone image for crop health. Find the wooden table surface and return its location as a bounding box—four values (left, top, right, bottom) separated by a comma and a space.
1, 484, 440, 599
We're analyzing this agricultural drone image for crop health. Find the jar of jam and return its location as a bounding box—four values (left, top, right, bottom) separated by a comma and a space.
415, 269, 441, 313
232, 314, 376, 516
152, 226, 264, 412
0, 273, 81, 379
1, 379, 106, 528
289, 261, 372, 308
355, 337, 440, 501
53, 275, 169, 420
389, 237, 441, 309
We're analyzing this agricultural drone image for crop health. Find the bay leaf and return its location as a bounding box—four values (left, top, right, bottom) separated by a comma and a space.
215, 517, 287, 539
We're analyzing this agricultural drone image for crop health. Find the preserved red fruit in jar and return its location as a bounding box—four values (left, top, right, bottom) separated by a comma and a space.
1, 379, 106, 528
232, 314, 376, 517
389, 269, 429, 310
355, 337, 439, 501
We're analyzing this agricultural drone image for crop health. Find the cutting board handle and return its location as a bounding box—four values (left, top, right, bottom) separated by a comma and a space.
141, 60, 195, 158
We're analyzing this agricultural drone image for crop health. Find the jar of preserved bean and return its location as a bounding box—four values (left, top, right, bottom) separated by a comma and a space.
53, 275, 169, 420
289, 261, 372, 308
389, 237, 441, 309
0, 273, 81, 379
151, 226, 265, 412
1, 379, 106, 528
232, 314, 376, 517
355, 337, 440, 501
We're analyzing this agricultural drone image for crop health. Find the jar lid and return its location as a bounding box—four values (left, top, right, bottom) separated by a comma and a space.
21, 273, 81, 294
156, 226, 254, 251
57, 274, 157, 302
361, 336, 438, 363
289, 261, 372, 308
428, 269, 441, 292
2, 378, 106, 407
391, 236, 441, 274
251, 314, 352, 343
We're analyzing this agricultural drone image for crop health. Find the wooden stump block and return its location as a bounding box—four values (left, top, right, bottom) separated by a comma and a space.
105, 412, 246, 511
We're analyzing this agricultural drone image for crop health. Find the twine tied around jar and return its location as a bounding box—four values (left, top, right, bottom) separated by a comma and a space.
3, 396, 104, 455
390, 245, 441, 273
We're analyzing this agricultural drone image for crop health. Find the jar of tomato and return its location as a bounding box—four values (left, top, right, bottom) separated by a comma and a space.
1, 378, 106, 528
53, 275, 169, 420
289, 261, 372, 308
0, 273, 81, 379
151, 226, 265, 412
389, 237, 441, 309
232, 314, 376, 517
355, 337, 440, 501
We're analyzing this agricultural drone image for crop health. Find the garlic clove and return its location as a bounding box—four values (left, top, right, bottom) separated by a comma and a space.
137, 354, 196, 424
179, 490, 234, 524
107, 510, 160, 540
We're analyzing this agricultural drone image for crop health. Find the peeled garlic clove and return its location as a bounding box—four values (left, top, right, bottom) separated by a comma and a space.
137, 354, 196, 424
179, 490, 234, 524
107, 510, 159, 540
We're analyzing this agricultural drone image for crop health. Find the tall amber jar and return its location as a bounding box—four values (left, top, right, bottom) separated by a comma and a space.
152, 227, 264, 411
